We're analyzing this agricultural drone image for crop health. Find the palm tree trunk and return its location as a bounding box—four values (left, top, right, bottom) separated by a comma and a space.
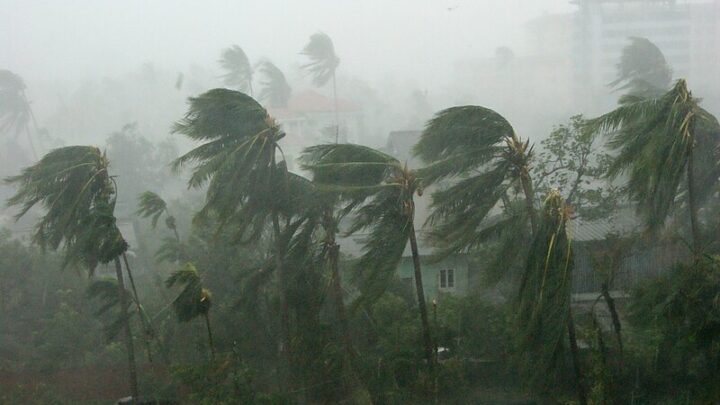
519, 171, 538, 234
272, 212, 293, 386
115, 257, 139, 404
601, 282, 623, 356
332, 71, 340, 144
204, 312, 216, 361
686, 140, 701, 256
122, 253, 154, 364
408, 220, 435, 375
567, 306, 587, 405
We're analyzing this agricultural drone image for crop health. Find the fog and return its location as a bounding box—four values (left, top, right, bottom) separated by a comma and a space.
2, 1, 720, 404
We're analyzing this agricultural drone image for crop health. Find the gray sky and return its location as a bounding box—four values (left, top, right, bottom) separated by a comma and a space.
2, 0, 574, 85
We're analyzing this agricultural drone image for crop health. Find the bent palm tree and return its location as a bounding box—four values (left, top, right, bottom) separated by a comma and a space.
586, 79, 720, 254
301, 32, 341, 143
517, 190, 586, 405
0, 69, 37, 158
301, 143, 436, 377
166, 263, 215, 360
172, 88, 298, 386
219, 45, 254, 95
5, 145, 138, 400
611, 37, 672, 100
137, 191, 182, 252
257, 60, 292, 108
414, 106, 538, 260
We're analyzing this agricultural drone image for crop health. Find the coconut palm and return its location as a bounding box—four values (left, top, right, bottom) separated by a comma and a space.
301, 143, 436, 376
219, 45, 254, 95
5, 145, 138, 400
257, 60, 292, 108
172, 88, 300, 386
166, 262, 215, 360
301, 32, 341, 143
414, 106, 538, 260
137, 191, 182, 248
516, 190, 586, 405
0, 69, 37, 158
586, 79, 720, 254
611, 37, 672, 100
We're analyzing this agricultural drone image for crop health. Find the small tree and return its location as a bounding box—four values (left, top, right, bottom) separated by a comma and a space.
219, 45, 254, 95
166, 263, 215, 360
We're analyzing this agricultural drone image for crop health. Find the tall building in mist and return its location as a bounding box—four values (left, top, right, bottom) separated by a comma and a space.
571, 0, 720, 112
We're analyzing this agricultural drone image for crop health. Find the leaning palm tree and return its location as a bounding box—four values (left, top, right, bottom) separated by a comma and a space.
166, 263, 215, 360
586, 79, 720, 254
301, 32, 341, 143
517, 190, 586, 405
611, 37, 672, 100
0, 69, 37, 158
5, 145, 138, 400
137, 191, 181, 246
301, 143, 436, 377
219, 45, 254, 95
414, 106, 538, 260
172, 88, 298, 386
257, 60, 292, 108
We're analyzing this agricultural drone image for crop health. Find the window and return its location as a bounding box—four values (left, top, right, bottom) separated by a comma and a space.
439, 269, 455, 289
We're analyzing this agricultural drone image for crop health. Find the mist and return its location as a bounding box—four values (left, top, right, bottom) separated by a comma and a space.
2, 1, 720, 404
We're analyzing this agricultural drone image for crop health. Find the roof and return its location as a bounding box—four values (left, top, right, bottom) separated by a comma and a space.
568, 207, 640, 242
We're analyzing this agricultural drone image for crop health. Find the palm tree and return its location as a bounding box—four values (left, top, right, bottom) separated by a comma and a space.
0, 69, 37, 159
301, 32, 341, 143
301, 143, 436, 377
517, 190, 586, 405
137, 191, 181, 246
586, 79, 720, 254
5, 145, 138, 401
257, 61, 292, 108
166, 263, 215, 360
413, 106, 538, 260
172, 88, 297, 385
611, 37, 672, 100
219, 45, 254, 95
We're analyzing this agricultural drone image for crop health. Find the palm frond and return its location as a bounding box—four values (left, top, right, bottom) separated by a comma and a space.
610, 37, 672, 99
166, 262, 211, 322
136, 191, 167, 228
0, 69, 30, 135
300, 32, 340, 86
516, 190, 573, 390
414, 105, 514, 180
219, 45, 253, 92
586, 79, 715, 230
5, 145, 128, 271
257, 60, 292, 108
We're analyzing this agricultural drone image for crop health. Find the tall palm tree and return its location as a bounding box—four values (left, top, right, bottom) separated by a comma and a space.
257, 60, 292, 108
414, 106, 538, 259
0, 69, 37, 159
611, 37, 672, 100
586, 79, 720, 254
517, 190, 586, 405
301, 143, 436, 377
301, 32, 341, 143
166, 262, 215, 360
219, 45, 254, 95
5, 145, 138, 401
172, 88, 297, 385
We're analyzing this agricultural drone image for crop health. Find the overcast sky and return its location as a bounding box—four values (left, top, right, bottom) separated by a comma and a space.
1, 0, 574, 85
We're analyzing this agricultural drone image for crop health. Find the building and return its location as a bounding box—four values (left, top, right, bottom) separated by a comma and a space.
271, 89, 365, 171
572, 0, 720, 112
